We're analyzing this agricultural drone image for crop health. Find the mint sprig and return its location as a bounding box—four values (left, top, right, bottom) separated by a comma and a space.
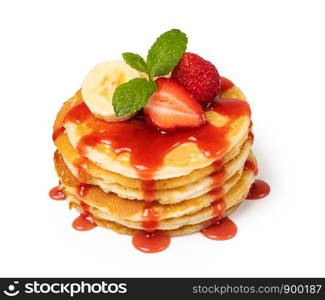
122, 52, 147, 73
113, 78, 156, 117
113, 29, 188, 117
146, 29, 188, 80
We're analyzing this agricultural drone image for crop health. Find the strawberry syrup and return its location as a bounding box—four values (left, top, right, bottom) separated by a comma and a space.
52, 126, 65, 141
220, 77, 235, 92
140, 180, 159, 231
247, 180, 270, 200
76, 183, 90, 198
201, 217, 238, 240
133, 180, 171, 253
73, 157, 89, 183
63, 97, 251, 180
244, 159, 259, 176
248, 130, 254, 143
49, 186, 66, 201
132, 231, 171, 253
72, 201, 97, 231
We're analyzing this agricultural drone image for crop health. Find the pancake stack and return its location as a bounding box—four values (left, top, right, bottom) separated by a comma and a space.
52, 82, 257, 238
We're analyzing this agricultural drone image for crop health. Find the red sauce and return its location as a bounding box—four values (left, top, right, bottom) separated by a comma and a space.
211, 197, 226, 217
73, 157, 89, 183
141, 180, 159, 232
247, 180, 270, 200
211, 167, 226, 188
72, 201, 97, 231
244, 159, 259, 176
209, 97, 251, 117
248, 120, 254, 142
209, 186, 224, 201
80, 201, 91, 212
212, 158, 224, 172
63, 99, 250, 180
141, 180, 155, 202
52, 126, 65, 141
208, 184, 226, 223
49, 186, 66, 200
76, 183, 90, 198
72, 215, 97, 231
142, 203, 159, 232
64, 103, 90, 124
201, 217, 237, 240
132, 231, 171, 253
248, 130, 254, 143
220, 77, 235, 93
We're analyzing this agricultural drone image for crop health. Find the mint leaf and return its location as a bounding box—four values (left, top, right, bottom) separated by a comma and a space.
113, 78, 156, 117
146, 29, 187, 79
122, 52, 147, 73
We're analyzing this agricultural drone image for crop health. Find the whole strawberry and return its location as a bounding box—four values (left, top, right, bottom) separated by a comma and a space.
171, 52, 220, 105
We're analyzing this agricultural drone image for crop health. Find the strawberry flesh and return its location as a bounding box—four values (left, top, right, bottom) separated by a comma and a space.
144, 78, 205, 131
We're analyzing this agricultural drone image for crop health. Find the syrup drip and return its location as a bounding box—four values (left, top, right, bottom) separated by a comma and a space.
201, 217, 237, 240
210, 198, 226, 223
212, 158, 224, 173
248, 121, 254, 143
72, 201, 97, 231
209, 187, 224, 202
248, 130, 254, 143
52, 126, 65, 141
141, 180, 155, 202
244, 159, 259, 176
73, 157, 89, 183
63, 98, 250, 180
141, 179, 159, 231
142, 204, 159, 232
211, 166, 226, 188
247, 180, 270, 200
76, 183, 90, 198
49, 186, 66, 200
208, 184, 226, 222
132, 231, 171, 253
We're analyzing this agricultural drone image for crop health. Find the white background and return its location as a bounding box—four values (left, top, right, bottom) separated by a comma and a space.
1, 0, 324, 277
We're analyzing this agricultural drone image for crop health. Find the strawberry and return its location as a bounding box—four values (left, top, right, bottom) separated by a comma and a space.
171, 52, 220, 105
144, 77, 205, 131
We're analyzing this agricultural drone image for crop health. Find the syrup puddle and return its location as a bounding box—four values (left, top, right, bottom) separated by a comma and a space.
201, 217, 238, 240
247, 180, 270, 200
49, 186, 66, 201
132, 231, 171, 253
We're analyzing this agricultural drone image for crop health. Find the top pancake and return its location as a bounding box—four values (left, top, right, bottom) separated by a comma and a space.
54, 85, 250, 180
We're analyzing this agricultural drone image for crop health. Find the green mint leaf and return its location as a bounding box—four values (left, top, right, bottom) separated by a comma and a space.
122, 52, 147, 73
113, 78, 156, 117
146, 29, 187, 79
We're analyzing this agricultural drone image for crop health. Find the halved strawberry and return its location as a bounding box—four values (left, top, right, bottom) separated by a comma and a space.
144, 77, 206, 131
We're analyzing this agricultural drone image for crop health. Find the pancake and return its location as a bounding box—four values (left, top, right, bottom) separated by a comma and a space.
66, 166, 254, 231
54, 86, 250, 180
54, 128, 248, 191
61, 139, 251, 203
71, 202, 241, 237
55, 150, 256, 230
55, 150, 244, 219
51, 80, 259, 240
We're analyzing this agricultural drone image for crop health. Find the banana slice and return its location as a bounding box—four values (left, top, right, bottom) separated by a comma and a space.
81, 60, 142, 122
